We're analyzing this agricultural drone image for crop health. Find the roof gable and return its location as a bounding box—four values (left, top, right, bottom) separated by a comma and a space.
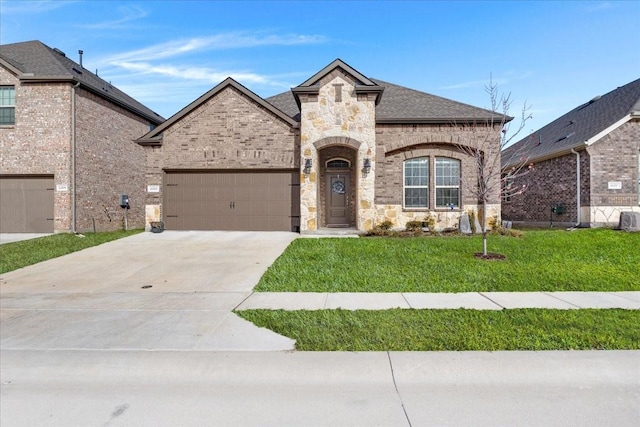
0, 40, 164, 124
291, 59, 384, 108
137, 77, 297, 145
503, 77, 640, 165
267, 74, 502, 124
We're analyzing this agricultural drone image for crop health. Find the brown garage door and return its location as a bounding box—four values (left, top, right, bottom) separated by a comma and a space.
164, 171, 300, 231
0, 176, 55, 233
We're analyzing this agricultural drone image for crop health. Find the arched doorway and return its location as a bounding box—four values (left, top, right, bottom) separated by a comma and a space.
319, 147, 357, 228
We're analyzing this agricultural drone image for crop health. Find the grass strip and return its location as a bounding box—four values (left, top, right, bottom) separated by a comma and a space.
237, 308, 640, 351
256, 229, 640, 292
0, 229, 143, 274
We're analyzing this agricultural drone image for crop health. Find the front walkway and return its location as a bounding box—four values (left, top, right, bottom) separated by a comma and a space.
236, 291, 640, 310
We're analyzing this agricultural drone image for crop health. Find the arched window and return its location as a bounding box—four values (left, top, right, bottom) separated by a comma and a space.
326, 158, 351, 169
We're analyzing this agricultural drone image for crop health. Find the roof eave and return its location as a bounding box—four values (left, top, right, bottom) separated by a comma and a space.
136, 136, 163, 146
355, 85, 384, 105
376, 117, 503, 125
502, 142, 587, 169
18, 75, 164, 124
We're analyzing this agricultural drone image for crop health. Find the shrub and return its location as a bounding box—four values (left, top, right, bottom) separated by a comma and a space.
405, 220, 422, 232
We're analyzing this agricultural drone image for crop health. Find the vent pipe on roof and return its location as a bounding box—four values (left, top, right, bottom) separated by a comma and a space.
78, 50, 84, 68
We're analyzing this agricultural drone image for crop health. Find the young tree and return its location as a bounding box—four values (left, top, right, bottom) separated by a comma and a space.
456, 79, 533, 257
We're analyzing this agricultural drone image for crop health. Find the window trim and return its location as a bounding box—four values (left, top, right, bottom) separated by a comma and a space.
403, 157, 430, 209
435, 157, 461, 209
0, 86, 16, 126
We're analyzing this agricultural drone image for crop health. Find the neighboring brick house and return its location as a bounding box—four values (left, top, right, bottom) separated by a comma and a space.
0, 40, 164, 233
138, 59, 503, 232
502, 78, 640, 227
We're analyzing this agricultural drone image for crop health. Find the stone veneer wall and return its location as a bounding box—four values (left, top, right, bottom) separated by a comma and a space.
298, 69, 377, 231
74, 87, 150, 232
144, 85, 298, 227
374, 123, 502, 230
0, 67, 73, 231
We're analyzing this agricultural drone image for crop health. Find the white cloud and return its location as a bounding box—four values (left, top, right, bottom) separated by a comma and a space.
76, 5, 148, 29
0, 0, 77, 13
104, 32, 327, 62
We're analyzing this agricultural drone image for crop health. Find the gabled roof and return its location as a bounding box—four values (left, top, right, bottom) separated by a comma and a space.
290, 59, 384, 109
267, 65, 502, 124
0, 40, 164, 124
503, 77, 640, 166
136, 77, 297, 145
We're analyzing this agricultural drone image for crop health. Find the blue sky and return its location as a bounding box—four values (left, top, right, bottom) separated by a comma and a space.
2, 0, 639, 137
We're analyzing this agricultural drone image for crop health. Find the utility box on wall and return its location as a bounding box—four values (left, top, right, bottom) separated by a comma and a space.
119, 194, 130, 209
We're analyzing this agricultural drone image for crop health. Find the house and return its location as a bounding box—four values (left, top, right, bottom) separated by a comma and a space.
0, 40, 164, 233
502, 78, 640, 227
137, 59, 504, 233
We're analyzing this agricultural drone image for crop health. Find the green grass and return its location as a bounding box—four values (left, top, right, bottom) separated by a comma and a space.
256, 229, 640, 292
0, 229, 143, 274
237, 308, 640, 351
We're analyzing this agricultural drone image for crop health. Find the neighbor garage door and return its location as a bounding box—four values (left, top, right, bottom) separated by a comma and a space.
164, 171, 300, 231
0, 176, 55, 233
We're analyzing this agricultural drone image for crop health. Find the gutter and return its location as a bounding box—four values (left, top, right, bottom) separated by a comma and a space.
571, 148, 581, 227
71, 81, 80, 233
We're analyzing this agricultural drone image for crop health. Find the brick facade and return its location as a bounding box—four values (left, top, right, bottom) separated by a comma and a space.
1, 64, 158, 233
75, 88, 150, 232
143, 85, 298, 225
374, 123, 502, 230
502, 120, 640, 226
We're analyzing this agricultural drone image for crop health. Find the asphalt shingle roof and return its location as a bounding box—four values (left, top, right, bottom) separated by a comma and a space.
0, 40, 164, 124
266, 77, 500, 123
503, 77, 640, 166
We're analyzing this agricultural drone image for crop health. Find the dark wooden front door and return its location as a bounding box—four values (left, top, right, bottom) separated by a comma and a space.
326, 174, 349, 226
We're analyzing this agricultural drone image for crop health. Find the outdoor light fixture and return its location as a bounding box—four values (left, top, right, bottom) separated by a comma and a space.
363, 158, 371, 174
303, 158, 312, 175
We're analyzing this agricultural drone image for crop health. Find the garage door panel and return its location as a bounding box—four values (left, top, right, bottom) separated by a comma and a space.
164, 171, 299, 231
0, 176, 54, 233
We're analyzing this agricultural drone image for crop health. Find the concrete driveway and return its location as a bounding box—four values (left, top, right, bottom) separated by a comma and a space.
0, 231, 297, 351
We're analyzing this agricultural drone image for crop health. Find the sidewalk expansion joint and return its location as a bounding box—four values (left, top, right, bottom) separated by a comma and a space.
544, 292, 582, 308
477, 292, 505, 309
386, 352, 413, 427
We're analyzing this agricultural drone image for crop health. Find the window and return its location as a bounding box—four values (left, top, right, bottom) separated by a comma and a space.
404, 158, 429, 208
435, 157, 460, 208
0, 86, 15, 125
326, 159, 350, 169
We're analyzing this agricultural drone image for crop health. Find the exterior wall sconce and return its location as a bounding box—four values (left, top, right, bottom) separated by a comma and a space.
362, 158, 371, 175
303, 158, 312, 175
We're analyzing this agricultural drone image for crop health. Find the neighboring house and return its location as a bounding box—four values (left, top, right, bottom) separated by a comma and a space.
0, 40, 164, 233
137, 59, 503, 233
502, 78, 640, 227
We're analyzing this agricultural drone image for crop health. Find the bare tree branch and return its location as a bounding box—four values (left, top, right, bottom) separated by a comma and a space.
455, 77, 533, 255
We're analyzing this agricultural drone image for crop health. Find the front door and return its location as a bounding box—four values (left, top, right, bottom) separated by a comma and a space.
326, 174, 349, 226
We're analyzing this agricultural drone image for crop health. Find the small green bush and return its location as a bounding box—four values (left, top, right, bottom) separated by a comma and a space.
405, 220, 422, 232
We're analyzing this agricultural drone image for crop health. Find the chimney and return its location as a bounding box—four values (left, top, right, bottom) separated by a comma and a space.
78, 50, 84, 68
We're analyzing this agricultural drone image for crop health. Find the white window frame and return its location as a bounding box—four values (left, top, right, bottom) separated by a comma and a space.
0, 86, 15, 126
403, 157, 429, 209
435, 157, 461, 209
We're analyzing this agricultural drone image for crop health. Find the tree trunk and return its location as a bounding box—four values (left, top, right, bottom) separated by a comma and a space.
481, 203, 488, 256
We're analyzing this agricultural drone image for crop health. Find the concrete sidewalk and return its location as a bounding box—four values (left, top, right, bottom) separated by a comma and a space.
2, 349, 638, 426
236, 291, 640, 310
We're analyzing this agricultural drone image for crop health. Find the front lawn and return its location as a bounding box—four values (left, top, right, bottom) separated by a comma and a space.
256, 229, 640, 292
237, 308, 640, 351
0, 230, 143, 274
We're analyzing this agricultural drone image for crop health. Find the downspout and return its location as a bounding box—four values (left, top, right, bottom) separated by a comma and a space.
571, 148, 581, 227
71, 81, 80, 233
